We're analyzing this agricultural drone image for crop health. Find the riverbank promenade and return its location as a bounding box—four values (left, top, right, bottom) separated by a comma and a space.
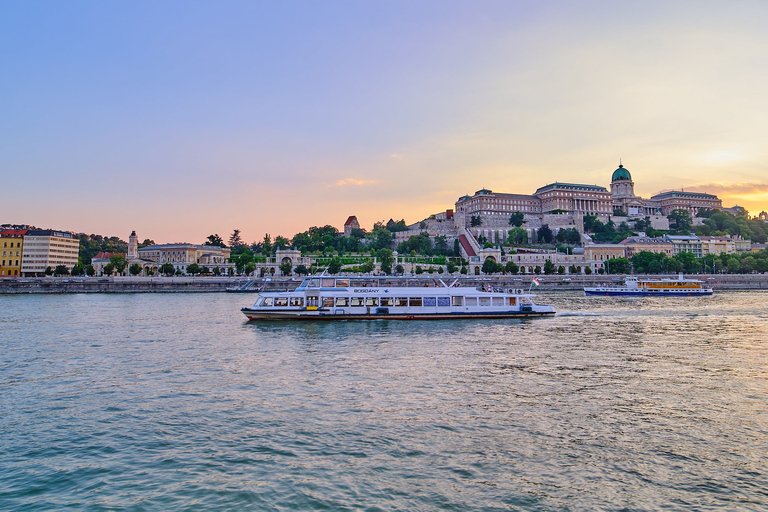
2, 274, 768, 293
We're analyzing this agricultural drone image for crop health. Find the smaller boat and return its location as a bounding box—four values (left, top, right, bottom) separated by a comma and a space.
584, 274, 713, 296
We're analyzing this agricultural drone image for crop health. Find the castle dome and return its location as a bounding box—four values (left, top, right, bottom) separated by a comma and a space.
611, 164, 631, 181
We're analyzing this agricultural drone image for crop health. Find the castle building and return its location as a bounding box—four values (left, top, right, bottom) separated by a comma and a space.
343, 216, 360, 237
456, 163, 724, 223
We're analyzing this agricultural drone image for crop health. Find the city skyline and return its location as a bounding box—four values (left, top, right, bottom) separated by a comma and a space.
2, 1, 768, 244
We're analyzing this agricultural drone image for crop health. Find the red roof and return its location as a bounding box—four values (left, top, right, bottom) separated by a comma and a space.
344, 216, 358, 226
0, 229, 28, 237
93, 252, 125, 259
458, 235, 477, 257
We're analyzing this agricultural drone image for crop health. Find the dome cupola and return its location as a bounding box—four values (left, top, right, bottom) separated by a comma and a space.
611, 164, 631, 181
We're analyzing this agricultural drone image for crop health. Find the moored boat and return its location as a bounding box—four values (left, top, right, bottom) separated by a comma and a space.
241, 276, 555, 320
584, 274, 713, 296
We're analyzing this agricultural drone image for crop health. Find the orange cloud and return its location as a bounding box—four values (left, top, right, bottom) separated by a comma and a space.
333, 178, 378, 187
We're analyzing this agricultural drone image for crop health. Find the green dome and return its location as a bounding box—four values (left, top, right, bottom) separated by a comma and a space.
612, 164, 631, 181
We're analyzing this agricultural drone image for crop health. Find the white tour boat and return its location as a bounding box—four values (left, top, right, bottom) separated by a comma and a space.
241, 276, 555, 320
584, 274, 713, 296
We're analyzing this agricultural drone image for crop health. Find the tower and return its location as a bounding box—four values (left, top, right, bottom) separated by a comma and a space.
610, 163, 635, 213
128, 230, 138, 260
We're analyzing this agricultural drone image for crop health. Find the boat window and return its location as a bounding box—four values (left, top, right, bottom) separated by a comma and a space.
409, 297, 422, 307
365, 297, 379, 306
307, 279, 320, 288
336, 297, 348, 306
508, 297, 517, 306
290, 297, 304, 307
423, 297, 436, 307
465, 297, 477, 306
492, 297, 505, 306
322, 297, 334, 308
437, 297, 450, 307
336, 279, 349, 288
275, 297, 288, 307
307, 296, 319, 307
451, 296, 463, 306
349, 279, 366, 287
262, 297, 274, 307
350, 297, 364, 307
479, 297, 491, 306
380, 297, 394, 307
394, 297, 408, 307
322, 278, 335, 288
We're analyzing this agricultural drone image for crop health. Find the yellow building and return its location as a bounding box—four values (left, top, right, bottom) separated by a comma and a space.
1, 229, 27, 277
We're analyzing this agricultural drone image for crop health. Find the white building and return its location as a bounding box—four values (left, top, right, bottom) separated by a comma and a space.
20, 229, 80, 276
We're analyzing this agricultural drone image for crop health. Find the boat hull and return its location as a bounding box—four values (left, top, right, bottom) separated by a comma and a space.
584, 289, 713, 296
241, 308, 555, 320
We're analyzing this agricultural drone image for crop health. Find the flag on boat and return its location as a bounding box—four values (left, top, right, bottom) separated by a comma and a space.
532, 277, 540, 286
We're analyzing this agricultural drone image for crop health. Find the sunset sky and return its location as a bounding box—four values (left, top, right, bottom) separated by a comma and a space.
2, 1, 768, 244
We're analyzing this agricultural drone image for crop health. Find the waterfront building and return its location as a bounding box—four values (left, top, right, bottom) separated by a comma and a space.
619, 236, 674, 258
698, 235, 750, 255
20, 229, 80, 276
583, 244, 627, 263
91, 252, 124, 276
137, 243, 231, 273
0, 229, 27, 276
664, 235, 704, 258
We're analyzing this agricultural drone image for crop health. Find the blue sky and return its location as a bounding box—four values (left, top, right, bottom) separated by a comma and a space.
2, 1, 767, 243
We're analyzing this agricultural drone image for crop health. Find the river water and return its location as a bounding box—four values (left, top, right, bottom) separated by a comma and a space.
2, 291, 767, 511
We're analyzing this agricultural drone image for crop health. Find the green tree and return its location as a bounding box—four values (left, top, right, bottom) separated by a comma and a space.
726, 257, 741, 273
261, 234, 272, 255
244, 262, 256, 275
569, 265, 578, 274
470, 215, 482, 226
607, 257, 631, 274
534, 265, 542, 274
481, 258, 501, 274
673, 251, 700, 274
295, 264, 309, 276
377, 248, 394, 274
279, 260, 293, 275
187, 263, 201, 275
228, 229, 243, 249
71, 263, 85, 276
505, 261, 519, 274
558, 265, 565, 275
85, 264, 95, 277
395, 264, 405, 275
328, 257, 342, 275
543, 259, 556, 275
460, 265, 468, 275
273, 236, 290, 252
205, 234, 226, 247
508, 227, 528, 245
668, 209, 693, 234
110, 254, 128, 275
129, 263, 142, 276
537, 226, 553, 243
415, 265, 424, 275
446, 261, 458, 274
102, 263, 114, 276
160, 263, 175, 276
508, 211, 525, 227
54, 264, 69, 276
